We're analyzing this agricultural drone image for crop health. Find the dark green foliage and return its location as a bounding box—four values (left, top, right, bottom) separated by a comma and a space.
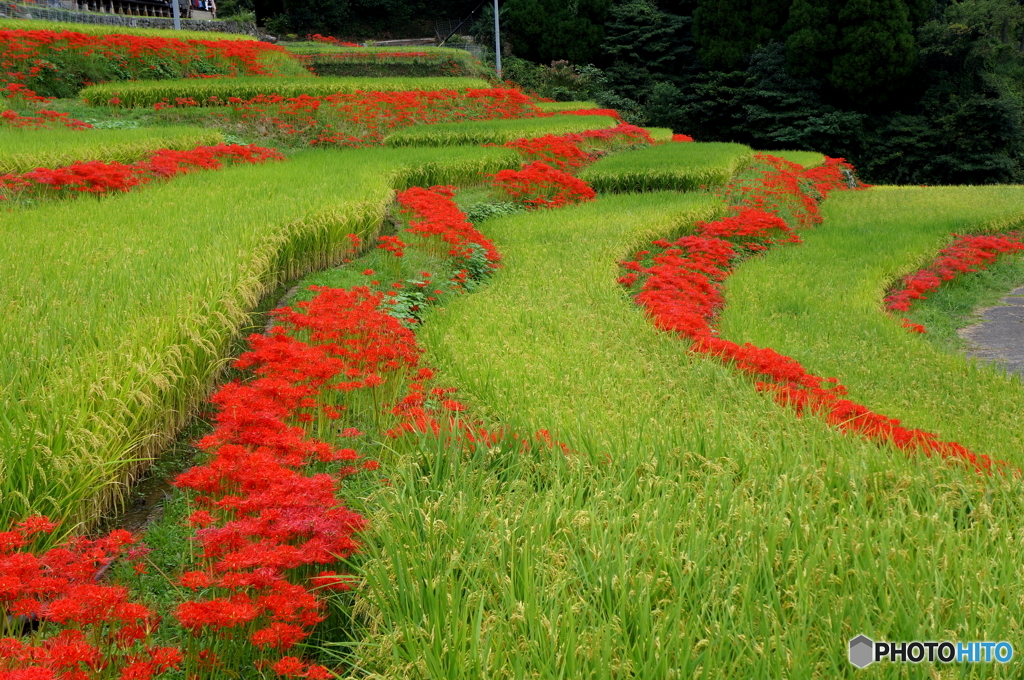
500, 55, 608, 101
469, 2, 501, 50
488, 0, 1024, 186
644, 42, 865, 154
604, 0, 696, 100
255, 0, 479, 38
215, 0, 254, 20
784, 0, 840, 79
906, 0, 936, 25
693, 0, 789, 70
786, 0, 918, 103
858, 17, 1024, 184
640, 29, 1023, 186
500, 0, 614, 65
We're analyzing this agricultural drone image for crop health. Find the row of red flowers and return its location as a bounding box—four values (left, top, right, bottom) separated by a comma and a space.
1, 28, 295, 97
502, 123, 653, 171
306, 35, 360, 47
1, 107, 92, 130
620, 154, 1004, 472
0, 111, 785, 677
492, 123, 656, 208
0, 129, 537, 675
0, 519, 183, 678
0, 144, 284, 201
885, 232, 1024, 333
145, 88, 544, 148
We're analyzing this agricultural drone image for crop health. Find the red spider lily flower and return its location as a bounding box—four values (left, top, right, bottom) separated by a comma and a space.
884, 232, 1024, 331
492, 161, 596, 209
622, 154, 1002, 473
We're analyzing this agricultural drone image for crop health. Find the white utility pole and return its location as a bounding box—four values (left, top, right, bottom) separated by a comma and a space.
493, 0, 501, 79
172, 0, 181, 30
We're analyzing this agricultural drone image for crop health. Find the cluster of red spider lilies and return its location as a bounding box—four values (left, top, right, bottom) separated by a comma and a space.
618, 154, 1001, 472
3, 101, 1014, 678
0, 144, 283, 200
885, 232, 1024, 333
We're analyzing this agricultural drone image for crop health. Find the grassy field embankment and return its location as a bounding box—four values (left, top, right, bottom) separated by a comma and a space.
384, 115, 619, 146
346, 189, 1024, 678
718, 186, 1024, 458
0, 126, 222, 173
579, 141, 753, 192
0, 145, 519, 535
81, 76, 492, 108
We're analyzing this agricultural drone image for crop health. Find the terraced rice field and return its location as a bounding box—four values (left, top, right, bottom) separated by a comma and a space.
1, 19, 1023, 680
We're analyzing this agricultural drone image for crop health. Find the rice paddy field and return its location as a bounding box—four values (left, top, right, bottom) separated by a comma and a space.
579, 141, 754, 191
0, 126, 222, 173
384, 114, 619, 146
2, 17, 1024, 680
80, 76, 492, 108
280, 44, 491, 79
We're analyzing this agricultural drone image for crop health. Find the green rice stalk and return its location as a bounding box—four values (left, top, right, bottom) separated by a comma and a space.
0, 126, 223, 174
81, 77, 493, 108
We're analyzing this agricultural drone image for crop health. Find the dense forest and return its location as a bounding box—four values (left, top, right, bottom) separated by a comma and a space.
246, 0, 1024, 185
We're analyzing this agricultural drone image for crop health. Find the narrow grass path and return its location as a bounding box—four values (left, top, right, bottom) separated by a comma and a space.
718, 186, 1024, 460
359, 192, 1024, 679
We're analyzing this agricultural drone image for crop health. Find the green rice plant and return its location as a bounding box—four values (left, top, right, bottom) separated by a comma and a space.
80, 76, 492, 108
0, 144, 519, 539
768, 149, 826, 168
0, 18, 255, 40
579, 141, 753, 192
535, 100, 599, 112
282, 44, 471, 57
718, 185, 1024, 457
0, 126, 222, 174
384, 114, 618, 147
282, 44, 485, 77
301, 58, 490, 79
645, 126, 673, 142
351, 192, 1024, 678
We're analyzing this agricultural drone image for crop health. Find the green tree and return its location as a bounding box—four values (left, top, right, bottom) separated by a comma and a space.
906, 0, 936, 24
785, 0, 918, 102
503, 0, 614, 65
603, 0, 696, 100
693, 0, 790, 70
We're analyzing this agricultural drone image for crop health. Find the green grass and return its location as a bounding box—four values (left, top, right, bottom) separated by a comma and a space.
645, 126, 673, 142
0, 18, 255, 39
767, 149, 826, 168
579, 141, 753, 192
718, 186, 1024, 458
384, 115, 618, 147
0, 126, 222, 174
281, 45, 491, 78
906, 253, 1024, 352
282, 44, 477, 61
349, 191, 1024, 678
536, 100, 599, 112
80, 76, 491, 108
0, 144, 519, 538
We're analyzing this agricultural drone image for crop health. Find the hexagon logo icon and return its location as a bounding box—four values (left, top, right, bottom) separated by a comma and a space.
849, 635, 875, 669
